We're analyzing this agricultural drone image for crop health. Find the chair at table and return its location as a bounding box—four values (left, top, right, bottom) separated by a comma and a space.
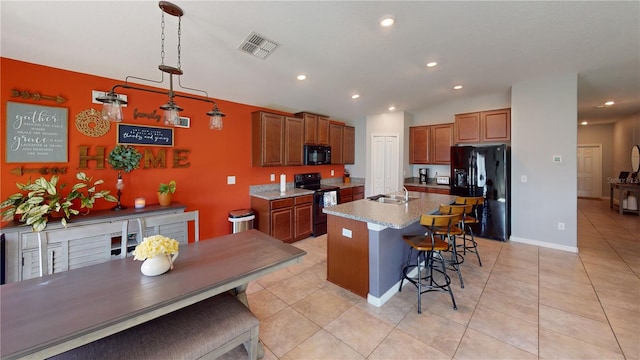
399, 213, 461, 314
28, 220, 129, 277
453, 196, 484, 266
137, 211, 199, 244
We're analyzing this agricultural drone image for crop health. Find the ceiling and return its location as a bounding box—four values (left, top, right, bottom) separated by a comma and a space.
1, 1, 639, 124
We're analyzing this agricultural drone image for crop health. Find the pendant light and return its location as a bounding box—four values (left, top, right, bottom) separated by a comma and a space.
96, 1, 225, 129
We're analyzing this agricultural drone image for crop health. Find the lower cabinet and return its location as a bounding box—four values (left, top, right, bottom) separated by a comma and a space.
405, 185, 450, 195
251, 195, 313, 243
339, 185, 364, 204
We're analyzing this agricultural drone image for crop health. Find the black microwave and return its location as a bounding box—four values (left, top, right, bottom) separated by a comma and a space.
304, 145, 331, 165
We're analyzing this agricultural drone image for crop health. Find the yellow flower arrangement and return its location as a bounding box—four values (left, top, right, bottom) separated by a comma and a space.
133, 235, 179, 261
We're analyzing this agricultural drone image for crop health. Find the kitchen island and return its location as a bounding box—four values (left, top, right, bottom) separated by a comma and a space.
323, 192, 455, 306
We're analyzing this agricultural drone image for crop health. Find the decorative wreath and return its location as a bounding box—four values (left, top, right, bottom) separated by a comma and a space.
75, 108, 110, 137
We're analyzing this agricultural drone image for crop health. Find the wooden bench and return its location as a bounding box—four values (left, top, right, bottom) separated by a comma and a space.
50, 292, 259, 359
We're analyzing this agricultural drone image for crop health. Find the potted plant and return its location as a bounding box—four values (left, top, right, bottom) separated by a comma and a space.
107, 145, 142, 210
67, 172, 118, 214
157, 180, 176, 206
0, 173, 116, 232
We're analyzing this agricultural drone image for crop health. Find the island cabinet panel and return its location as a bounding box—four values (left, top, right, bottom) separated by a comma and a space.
343, 126, 355, 164
409, 126, 430, 164
252, 111, 285, 166
326, 215, 369, 298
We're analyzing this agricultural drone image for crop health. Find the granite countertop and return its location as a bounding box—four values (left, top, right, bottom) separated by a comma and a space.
331, 182, 365, 189
404, 178, 451, 190
250, 188, 314, 200
323, 192, 456, 229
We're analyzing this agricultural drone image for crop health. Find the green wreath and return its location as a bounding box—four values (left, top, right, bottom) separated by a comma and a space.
108, 145, 142, 173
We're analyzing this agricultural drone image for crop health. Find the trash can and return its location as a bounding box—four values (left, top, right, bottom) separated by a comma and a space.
228, 209, 255, 234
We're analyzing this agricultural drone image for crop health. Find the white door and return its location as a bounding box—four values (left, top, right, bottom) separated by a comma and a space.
371, 135, 399, 195
577, 144, 602, 198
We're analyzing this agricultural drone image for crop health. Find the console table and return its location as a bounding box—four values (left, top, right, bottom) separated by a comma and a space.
0, 230, 305, 359
610, 183, 640, 215
0, 203, 186, 283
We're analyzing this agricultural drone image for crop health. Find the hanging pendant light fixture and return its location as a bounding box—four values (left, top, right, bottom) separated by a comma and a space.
96, 1, 225, 129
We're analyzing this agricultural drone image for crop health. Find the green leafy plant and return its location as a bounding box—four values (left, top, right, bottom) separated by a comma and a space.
1, 172, 116, 232
158, 180, 177, 195
108, 145, 142, 173
67, 172, 118, 211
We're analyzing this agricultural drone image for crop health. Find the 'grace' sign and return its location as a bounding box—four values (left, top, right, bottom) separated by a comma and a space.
6, 102, 68, 163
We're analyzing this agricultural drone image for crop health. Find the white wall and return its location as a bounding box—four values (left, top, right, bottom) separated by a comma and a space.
347, 116, 367, 179
612, 112, 640, 175
365, 111, 412, 197
511, 73, 578, 252
577, 123, 614, 196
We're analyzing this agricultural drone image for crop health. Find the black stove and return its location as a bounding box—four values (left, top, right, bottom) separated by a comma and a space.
294, 173, 340, 236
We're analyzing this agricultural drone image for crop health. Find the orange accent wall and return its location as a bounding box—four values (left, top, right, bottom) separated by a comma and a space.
1, 58, 343, 239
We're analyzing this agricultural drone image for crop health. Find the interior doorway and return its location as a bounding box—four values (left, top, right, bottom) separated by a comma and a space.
371, 134, 399, 195
577, 144, 602, 198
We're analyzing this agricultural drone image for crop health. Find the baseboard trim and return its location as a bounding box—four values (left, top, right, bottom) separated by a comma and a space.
510, 236, 578, 253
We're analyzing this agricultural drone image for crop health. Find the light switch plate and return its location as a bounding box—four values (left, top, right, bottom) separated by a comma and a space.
227, 176, 236, 185
552, 155, 562, 163
331, 170, 335, 176
270, 174, 275, 181
521, 175, 528, 183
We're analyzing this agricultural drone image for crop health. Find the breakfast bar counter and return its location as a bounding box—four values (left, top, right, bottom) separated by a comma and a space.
323, 192, 455, 306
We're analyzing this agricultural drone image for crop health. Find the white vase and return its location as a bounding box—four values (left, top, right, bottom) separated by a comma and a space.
140, 252, 179, 276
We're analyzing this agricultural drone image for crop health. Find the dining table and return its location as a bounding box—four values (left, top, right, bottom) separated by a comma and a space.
0, 229, 306, 359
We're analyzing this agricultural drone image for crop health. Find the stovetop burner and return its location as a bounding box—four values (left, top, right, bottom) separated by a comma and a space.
294, 173, 339, 192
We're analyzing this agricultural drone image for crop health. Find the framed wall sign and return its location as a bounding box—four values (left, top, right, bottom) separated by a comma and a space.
175, 116, 190, 128
116, 123, 174, 147
5, 102, 68, 163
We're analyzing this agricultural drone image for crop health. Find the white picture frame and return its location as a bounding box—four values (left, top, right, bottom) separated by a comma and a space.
175, 116, 190, 128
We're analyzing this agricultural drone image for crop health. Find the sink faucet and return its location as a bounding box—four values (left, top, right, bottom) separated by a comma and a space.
403, 186, 409, 201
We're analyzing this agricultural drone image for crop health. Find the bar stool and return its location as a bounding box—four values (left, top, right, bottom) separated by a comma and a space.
437, 204, 469, 288
454, 196, 484, 266
399, 213, 461, 314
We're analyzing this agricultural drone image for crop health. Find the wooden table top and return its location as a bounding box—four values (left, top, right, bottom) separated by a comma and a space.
0, 229, 306, 359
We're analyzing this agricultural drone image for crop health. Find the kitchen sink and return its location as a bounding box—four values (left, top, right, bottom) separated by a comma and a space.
377, 197, 407, 204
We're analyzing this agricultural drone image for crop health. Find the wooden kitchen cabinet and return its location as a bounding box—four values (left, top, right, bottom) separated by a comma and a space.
252, 111, 284, 166
353, 185, 364, 200
285, 116, 304, 166
409, 126, 430, 164
343, 126, 355, 164
296, 112, 330, 145
454, 108, 510, 144
339, 185, 364, 204
329, 123, 344, 164
327, 214, 369, 298
430, 123, 453, 164
252, 112, 304, 167
404, 185, 450, 195
251, 195, 312, 243
409, 123, 452, 164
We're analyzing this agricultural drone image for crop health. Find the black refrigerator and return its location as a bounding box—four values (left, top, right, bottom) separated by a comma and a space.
450, 145, 511, 241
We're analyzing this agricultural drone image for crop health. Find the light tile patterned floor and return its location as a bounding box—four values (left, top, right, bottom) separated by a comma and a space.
223, 198, 639, 359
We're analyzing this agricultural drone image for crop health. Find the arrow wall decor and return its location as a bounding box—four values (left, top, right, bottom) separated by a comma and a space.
11, 89, 67, 104
9, 166, 68, 176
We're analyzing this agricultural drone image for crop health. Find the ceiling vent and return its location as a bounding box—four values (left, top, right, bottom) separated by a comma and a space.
238, 31, 280, 60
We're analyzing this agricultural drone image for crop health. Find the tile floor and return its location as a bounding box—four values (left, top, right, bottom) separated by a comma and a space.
224, 198, 639, 359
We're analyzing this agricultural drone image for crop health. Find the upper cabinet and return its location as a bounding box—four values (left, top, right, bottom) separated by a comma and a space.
295, 112, 330, 145
343, 126, 355, 164
329, 122, 344, 164
454, 108, 511, 144
252, 112, 304, 167
409, 123, 453, 164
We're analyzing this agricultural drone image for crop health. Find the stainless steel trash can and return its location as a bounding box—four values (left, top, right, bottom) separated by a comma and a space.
228, 209, 255, 234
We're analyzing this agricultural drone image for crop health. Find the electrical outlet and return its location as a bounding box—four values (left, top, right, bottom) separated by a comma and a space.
270, 174, 275, 181
521, 175, 528, 183
342, 228, 352, 238
557, 222, 565, 231
227, 176, 236, 185
331, 170, 335, 176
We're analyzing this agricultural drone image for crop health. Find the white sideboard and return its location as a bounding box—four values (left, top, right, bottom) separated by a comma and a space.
1, 203, 187, 283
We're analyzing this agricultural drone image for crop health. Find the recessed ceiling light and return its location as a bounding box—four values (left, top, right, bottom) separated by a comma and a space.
352, 94, 360, 99
426, 62, 438, 68
379, 15, 396, 27
296, 74, 307, 81
453, 85, 463, 90
581, 121, 588, 125
388, 106, 396, 111
604, 100, 614, 106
